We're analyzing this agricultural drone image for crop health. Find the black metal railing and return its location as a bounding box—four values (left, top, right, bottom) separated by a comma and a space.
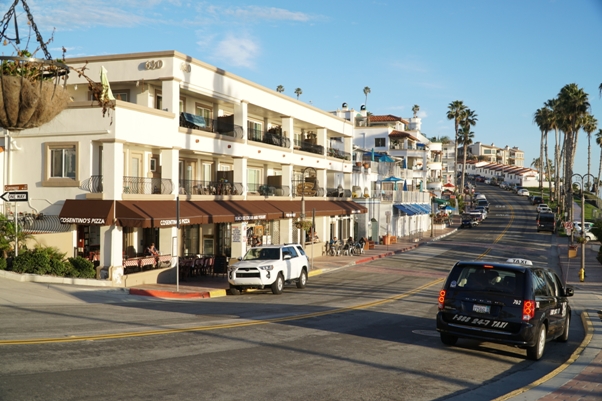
179, 113, 244, 139
327, 147, 351, 161
81, 175, 103, 193
248, 129, 291, 148
179, 179, 243, 195
294, 139, 324, 155
257, 185, 290, 197
123, 177, 174, 195
291, 179, 325, 198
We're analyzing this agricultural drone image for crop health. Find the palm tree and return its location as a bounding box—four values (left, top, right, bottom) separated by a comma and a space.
595, 128, 602, 195
363, 86, 371, 109
544, 97, 563, 205
534, 107, 552, 194
557, 83, 590, 223
412, 104, 420, 118
294, 88, 302, 100
446, 100, 467, 189
459, 122, 475, 199
583, 114, 598, 190
276, 85, 284, 93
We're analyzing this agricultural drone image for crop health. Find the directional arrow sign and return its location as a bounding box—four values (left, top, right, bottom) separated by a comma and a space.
0, 191, 28, 202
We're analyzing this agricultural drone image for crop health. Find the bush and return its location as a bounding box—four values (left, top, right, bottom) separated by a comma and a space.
68, 256, 96, 279
12, 247, 71, 276
0, 258, 6, 270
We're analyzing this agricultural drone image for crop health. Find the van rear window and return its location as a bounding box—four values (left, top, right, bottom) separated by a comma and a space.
447, 264, 524, 295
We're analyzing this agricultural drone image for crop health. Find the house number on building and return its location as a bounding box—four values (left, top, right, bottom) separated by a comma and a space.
145, 60, 164, 70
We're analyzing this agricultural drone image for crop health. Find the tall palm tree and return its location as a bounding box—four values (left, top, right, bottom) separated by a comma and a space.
459, 122, 475, 198
534, 107, 552, 193
294, 88, 302, 100
583, 114, 598, 190
363, 86, 371, 109
595, 129, 602, 195
276, 85, 284, 93
557, 83, 590, 223
446, 100, 467, 189
412, 104, 420, 118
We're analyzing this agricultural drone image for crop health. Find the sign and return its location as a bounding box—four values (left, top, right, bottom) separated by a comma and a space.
564, 221, 573, 230
0, 191, 28, 202
4, 184, 27, 191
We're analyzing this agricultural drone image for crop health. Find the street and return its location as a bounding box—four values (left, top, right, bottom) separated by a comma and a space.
0, 185, 583, 401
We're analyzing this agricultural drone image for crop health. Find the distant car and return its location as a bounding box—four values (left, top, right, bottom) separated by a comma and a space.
532, 196, 543, 205
573, 221, 597, 242
536, 204, 550, 213
517, 189, 530, 196
484, 179, 491, 185
538, 207, 552, 214
537, 212, 556, 233
461, 213, 478, 228
473, 206, 488, 219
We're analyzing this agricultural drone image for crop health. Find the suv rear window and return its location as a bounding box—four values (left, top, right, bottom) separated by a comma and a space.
447, 264, 524, 295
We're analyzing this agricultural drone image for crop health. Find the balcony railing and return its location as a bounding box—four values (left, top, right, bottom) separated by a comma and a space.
179, 113, 244, 139
124, 176, 174, 195
180, 179, 243, 195
291, 179, 325, 198
81, 175, 103, 193
294, 139, 324, 156
257, 185, 291, 197
248, 129, 291, 148
327, 147, 350, 161
326, 187, 352, 198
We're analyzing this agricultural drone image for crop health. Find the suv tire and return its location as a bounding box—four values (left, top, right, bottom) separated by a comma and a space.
271, 273, 284, 295
527, 324, 546, 360
296, 269, 307, 289
228, 285, 241, 296
440, 333, 458, 346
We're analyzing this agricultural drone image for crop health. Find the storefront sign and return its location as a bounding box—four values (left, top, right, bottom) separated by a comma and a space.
234, 214, 267, 221
60, 217, 106, 225
232, 226, 241, 242
160, 218, 191, 226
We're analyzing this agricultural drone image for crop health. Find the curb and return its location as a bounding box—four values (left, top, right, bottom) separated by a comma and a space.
129, 288, 227, 299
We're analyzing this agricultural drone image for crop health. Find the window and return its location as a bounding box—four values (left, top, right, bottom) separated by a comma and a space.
44, 142, 79, 187
195, 104, 212, 121
150, 157, 157, 172
247, 168, 261, 192
375, 138, 386, 147
155, 90, 162, 110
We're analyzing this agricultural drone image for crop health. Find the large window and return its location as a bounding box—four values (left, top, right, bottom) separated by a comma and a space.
375, 138, 386, 147
195, 104, 212, 121
44, 142, 79, 186
247, 168, 262, 192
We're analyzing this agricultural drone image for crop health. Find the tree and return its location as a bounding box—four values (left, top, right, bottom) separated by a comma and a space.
294, 88, 302, 100
596, 128, 602, 194
363, 86, 371, 109
412, 104, 420, 118
583, 114, 598, 190
446, 100, 467, 189
458, 110, 477, 197
534, 107, 552, 194
544, 97, 563, 206
276, 85, 284, 93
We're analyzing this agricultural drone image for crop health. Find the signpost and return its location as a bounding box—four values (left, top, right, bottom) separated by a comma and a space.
1, 185, 29, 257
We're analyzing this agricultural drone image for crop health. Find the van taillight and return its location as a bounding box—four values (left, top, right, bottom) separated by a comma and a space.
438, 289, 446, 310
522, 300, 535, 321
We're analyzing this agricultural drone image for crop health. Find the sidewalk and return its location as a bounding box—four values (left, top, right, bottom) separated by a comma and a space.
129, 225, 458, 299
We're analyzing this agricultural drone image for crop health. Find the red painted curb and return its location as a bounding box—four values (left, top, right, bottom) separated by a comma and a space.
129, 288, 211, 299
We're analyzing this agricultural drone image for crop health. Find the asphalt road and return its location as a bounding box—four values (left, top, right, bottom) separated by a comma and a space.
0, 185, 582, 401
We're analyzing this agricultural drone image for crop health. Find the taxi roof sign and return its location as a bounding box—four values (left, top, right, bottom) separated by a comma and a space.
506, 258, 533, 266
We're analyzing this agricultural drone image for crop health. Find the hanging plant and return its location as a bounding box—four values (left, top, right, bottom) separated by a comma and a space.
294, 220, 313, 231
0, 0, 114, 130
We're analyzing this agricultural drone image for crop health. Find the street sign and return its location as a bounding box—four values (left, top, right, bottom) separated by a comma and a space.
0, 191, 28, 202
4, 184, 27, 191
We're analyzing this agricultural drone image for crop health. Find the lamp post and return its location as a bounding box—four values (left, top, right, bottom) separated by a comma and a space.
300, 167, 317, 246
571, 173, 594, 282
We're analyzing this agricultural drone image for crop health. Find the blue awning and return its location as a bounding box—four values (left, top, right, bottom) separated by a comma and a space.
405, 204, 427, 215
394, 204, 416, 216
414, 204, 432, 213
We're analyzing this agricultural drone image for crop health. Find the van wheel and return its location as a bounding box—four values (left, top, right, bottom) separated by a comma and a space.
440, 333, 458, 346
296, 269, 307, 289
271, 273, 284, 295
556, 314, 570, 342
527, 324, 546, 360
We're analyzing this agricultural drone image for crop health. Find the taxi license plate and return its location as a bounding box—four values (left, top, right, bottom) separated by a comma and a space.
473, 304, 490, 313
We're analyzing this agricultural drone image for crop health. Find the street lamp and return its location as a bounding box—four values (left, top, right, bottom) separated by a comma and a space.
300, 167, 317, 245
570, 173, 594, 282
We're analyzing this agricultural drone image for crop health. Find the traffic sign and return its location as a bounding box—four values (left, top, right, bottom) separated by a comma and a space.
0, 191, 28, 202
4, 184, 27, 191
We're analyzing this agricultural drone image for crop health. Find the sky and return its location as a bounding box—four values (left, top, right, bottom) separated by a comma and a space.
2, 0, 602, 178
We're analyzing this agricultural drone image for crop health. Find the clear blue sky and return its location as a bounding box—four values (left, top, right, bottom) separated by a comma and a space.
4, 0, 602, 177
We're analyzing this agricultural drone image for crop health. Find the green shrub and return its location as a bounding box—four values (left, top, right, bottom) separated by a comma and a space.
0, 258, 6, 270
68, 256, 96, 279
12, 247, 71, 276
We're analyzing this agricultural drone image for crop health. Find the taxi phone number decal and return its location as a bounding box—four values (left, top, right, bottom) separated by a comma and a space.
452, 314, 509, 329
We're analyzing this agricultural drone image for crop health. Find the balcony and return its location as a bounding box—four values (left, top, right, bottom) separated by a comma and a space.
291, 179, 325, 198
81, 175, 174, 195
327, 147, 350, 161
248, 128, 291, 148
180, 179, 243, 195
326, 187, 352, 198
179, 112, 244, 139
293, 138, 324, 155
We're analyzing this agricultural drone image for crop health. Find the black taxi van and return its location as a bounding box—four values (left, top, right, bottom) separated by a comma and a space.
436, 258, 573, 360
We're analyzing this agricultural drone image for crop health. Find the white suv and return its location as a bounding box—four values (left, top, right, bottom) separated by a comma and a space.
228, 244, 309, 295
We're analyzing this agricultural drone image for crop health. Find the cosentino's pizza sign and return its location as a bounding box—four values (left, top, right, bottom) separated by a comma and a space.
160, 218, 191, 226
60, 217, 106, 225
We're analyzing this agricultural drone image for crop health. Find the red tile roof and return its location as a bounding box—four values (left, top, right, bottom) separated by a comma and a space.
369, 115, 410, 124
389, 130, 419, 141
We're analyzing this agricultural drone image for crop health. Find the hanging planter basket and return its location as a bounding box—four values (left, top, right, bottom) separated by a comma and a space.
294, 220, 313, 231
0, 56, 71, 130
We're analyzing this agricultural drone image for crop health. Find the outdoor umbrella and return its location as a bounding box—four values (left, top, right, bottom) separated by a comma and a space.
379, 155, 395, 162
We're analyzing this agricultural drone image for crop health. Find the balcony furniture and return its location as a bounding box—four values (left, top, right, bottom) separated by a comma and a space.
180, 112, 206, 130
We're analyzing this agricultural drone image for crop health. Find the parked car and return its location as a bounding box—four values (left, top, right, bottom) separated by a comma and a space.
484, 179, 491, 185
473, 206, 488, 220
537, 212, 556, 233
573, 221, 597, 241
436, 258, 574, 360
517, 189, 530, 196
536, 204, 550, 213
460, 213, 478, 228
228, 244, 309, 295
532, 196, 544, 205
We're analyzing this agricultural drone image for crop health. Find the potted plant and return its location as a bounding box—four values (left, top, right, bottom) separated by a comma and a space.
294, 220, 313, 231
363, 162, 370, 169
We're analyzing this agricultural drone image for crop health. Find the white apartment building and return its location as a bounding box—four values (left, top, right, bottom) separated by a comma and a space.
0, 50, 368, 286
